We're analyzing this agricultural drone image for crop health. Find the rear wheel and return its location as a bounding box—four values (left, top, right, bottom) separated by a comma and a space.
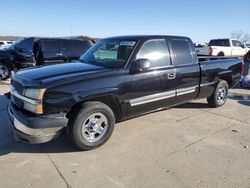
218, 52, 224, 56
68, 101, 115, 150
207, 80, 228, 107
0, 62, 11, 80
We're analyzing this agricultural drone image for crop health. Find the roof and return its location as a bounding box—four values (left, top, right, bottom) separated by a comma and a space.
210, 38, 241, 41
104, 35, 190, 41
33, 36, 95, 44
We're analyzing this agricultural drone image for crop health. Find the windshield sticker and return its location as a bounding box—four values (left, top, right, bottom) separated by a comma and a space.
120, 41, 136, 46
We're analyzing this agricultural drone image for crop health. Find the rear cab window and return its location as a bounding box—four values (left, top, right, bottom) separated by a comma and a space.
136, 39, 171, 68
170, 38, 194, 66
209, 39, 230, 47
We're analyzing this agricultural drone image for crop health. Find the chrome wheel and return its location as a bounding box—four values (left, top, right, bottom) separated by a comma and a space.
217, 86, 227, 104
81, 112, 108, 143
0, 65, 8, 79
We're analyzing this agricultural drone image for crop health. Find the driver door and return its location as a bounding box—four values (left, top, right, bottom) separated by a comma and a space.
126, 38, 176, 118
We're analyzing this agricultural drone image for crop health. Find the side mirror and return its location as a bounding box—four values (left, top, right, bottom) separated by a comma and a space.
130, 58, 151, 74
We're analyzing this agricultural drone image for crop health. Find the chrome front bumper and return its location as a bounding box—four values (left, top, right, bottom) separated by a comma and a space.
8, 103, 68, 144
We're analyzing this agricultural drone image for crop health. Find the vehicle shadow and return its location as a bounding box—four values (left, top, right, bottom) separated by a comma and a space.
238, 100, 250, 107
0, 133, 79, 156
175, 102, 209, 109
228, 93, 250, 107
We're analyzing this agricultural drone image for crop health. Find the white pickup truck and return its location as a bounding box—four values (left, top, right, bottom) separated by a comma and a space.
196, 38, 249, 57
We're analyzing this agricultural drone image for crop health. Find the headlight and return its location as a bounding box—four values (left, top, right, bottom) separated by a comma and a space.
23, 88, 46, 114
25, 88, 46, 100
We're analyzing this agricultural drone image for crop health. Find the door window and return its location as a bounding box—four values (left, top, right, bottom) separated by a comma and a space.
137, 39, 171, 68
42, 40, 59, 52
232, 40, 243, 47
61, 40, 72, 51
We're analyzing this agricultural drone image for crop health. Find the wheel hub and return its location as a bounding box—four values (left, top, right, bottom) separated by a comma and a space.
82, 112, 108, 143
217, 86, 226, 103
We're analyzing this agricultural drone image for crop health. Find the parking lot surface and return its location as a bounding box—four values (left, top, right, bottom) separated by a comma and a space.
0, 80, 250, 188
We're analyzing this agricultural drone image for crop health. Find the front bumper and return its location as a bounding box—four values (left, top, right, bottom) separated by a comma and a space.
8, 103, 68, 144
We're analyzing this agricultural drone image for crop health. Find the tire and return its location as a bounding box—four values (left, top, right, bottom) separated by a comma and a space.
207, 80, 229, 107
68, 101, 115, 150
0, 62, 11, 80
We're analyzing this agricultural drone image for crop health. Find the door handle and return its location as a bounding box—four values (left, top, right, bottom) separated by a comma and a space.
167, 73, 176, 80
56, 53, 63, 56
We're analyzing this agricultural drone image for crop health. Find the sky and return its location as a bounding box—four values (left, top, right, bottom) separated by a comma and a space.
0, 0, 249, 42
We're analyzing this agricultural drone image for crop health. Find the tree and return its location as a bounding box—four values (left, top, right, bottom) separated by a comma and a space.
231, 30, 250, 44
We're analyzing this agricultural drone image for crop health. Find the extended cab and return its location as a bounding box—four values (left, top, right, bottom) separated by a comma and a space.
196, 38, 249, 57
7, 35, 242, 150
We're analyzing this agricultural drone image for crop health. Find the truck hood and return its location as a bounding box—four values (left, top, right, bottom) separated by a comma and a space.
14, 61, 110, 87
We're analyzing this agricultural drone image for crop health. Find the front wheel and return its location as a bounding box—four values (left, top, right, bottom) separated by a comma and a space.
68, 101, 115, 150
0, 62, 11, 80
207, 80, 229, 107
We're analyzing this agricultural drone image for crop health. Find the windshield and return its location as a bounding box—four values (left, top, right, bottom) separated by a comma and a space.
80, 39, 136, 68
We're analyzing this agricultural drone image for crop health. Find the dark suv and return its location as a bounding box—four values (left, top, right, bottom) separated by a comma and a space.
33, 38, 93, 65
0, 37, 93, 80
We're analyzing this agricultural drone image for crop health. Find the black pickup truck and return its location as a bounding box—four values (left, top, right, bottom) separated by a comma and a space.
7, 35, 242, 150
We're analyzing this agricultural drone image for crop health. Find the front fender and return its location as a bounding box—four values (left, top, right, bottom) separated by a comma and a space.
75, 87, 121, 102
44, 87, 122, 114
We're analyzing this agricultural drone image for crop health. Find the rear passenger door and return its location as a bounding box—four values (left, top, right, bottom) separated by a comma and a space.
41, 39, 64, 64
168, 38, 200, 103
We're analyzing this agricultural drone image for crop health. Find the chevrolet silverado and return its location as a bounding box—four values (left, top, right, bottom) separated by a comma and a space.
7, 35, 242, 150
